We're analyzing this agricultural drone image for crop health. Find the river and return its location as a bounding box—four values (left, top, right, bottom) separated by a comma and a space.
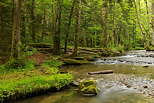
15, 50, 154, 103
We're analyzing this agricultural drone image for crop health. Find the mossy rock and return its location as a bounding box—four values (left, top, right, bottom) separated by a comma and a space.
145, 46, 154, 51
72, 57, 85, 60
79, 80, 98, 96
64, 59, 90, 65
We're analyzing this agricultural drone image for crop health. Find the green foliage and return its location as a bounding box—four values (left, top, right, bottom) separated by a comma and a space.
43, 67, 59, 74
0, 73, 73, 102
20, 43, 37, 56
4, 58, 27, 69
1, 58, 35, 70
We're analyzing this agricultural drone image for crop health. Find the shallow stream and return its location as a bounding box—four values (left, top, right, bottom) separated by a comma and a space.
15, 50, 154, 103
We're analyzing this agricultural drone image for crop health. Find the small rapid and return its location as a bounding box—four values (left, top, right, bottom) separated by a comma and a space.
96, 50, 154, 65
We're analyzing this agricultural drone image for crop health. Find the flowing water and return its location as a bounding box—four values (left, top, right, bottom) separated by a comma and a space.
15, 50, 154, 103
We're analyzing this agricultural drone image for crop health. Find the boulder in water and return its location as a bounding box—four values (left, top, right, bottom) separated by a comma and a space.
79, 80, 98, 96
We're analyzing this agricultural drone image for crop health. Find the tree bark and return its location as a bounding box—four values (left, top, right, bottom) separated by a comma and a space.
52, 0, 62, 55
102, 0, 108, 47
64, 0, 75, 53
72, 0, 81, 56
10, 0, 22, 59
31, 0, 35, 42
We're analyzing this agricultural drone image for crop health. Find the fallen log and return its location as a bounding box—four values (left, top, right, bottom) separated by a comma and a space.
88, 70, 113, 75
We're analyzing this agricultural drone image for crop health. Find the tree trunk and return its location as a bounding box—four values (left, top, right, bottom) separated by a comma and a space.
102, 0, 108, 47
64, 0, 75, 53
21, 0, 26, 43
10, 0, 22, 59
52, 0, 62, 55
31, 0, 35, 42
152, 1, 154, 46
72, 0, 81, 56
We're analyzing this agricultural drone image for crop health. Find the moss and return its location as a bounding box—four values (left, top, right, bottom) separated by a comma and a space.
79, 80, 98, 95
64, 59, 90, 65
0, 73, 73, 102
41, 60, 63, 67
80, 85, 98, 94
72, 57, 85, 60
145, 46, 154, 51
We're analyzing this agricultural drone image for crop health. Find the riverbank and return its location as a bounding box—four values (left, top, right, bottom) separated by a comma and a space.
0, 58, 73, 103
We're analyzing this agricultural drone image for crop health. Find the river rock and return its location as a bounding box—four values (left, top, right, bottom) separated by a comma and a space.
79, 80, 98, 96
70, 81, 79, 87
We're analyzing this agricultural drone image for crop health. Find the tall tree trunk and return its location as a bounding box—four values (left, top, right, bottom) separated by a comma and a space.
102, 0, 108, 47
152, 1, 154, 46
64, 0, 75, 53
10, 0, 22, 59
72, 0, 81, 56
31, 0, 35, 42
21, 0, 26, 43
52, 0, 62, 55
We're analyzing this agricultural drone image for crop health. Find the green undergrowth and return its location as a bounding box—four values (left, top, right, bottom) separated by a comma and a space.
0, 74, 73, 102
0, 59, 73, 102
0, 59, 35, 76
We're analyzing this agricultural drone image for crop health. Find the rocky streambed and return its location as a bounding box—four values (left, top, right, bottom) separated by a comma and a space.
95, 74, 154, 98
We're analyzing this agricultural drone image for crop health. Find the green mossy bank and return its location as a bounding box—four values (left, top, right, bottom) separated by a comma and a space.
0, 59, 73, 103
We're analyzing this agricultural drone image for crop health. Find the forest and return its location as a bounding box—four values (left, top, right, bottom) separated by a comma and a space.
1, 0, 154, 103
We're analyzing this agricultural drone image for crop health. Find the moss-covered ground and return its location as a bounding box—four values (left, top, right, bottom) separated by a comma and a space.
0, 56, 73, 102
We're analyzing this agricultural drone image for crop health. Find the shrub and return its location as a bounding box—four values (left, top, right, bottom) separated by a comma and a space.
4, 58, 26, 69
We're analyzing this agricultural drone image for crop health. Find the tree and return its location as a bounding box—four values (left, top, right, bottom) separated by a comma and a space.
64, 0, 75, 53
102, 0, 108, 47
10, 0, 22, 59
52, 0, 62, 55
72, 0, 81, 56
31, 0, 36, 42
